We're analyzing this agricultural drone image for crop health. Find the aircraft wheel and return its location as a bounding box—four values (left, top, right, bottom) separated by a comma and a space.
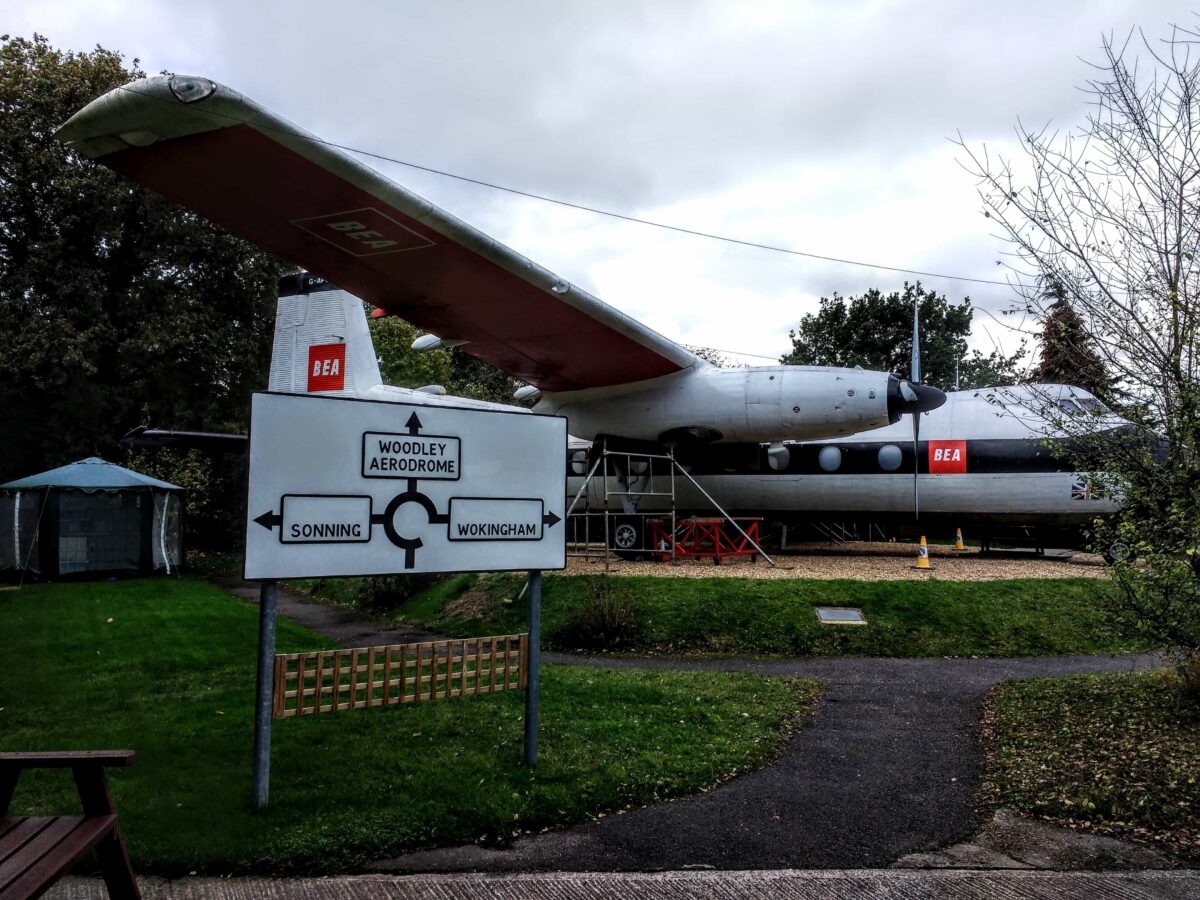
609, 516, 646, 560
1103, 540, 1134, 565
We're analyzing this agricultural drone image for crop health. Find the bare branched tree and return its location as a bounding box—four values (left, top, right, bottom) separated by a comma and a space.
684, 345, 731, 367
957, 22, 1200, 694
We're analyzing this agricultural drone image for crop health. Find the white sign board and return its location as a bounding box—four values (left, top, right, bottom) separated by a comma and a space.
244, 392, 566, 579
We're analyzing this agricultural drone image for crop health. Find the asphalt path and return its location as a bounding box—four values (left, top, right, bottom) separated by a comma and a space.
374, 651, 1161, 872
218, 580, 1163, 872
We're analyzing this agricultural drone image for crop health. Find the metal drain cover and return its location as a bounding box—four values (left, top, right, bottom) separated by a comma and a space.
815, 606, 867, 625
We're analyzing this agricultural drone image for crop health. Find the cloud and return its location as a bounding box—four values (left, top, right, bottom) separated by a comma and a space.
12, 0, 1189, 363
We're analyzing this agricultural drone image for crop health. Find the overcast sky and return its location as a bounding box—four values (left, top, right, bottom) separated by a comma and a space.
8, 0, 1190, 366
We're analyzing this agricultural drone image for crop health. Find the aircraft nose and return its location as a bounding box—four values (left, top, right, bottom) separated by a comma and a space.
887, 375, 946, 421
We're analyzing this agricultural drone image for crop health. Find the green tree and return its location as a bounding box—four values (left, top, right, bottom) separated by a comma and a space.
370, 316, 455, 389
0, 35, 287, 544
1033, 288, 1114, 398
369, 313, 519, 404
781, 283, 1026, 390
446, 347, 521, 403
959, 22, 1200, 694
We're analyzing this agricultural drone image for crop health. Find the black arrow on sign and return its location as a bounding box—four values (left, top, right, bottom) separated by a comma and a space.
254, 510, 281, 531
405, 412, 422, 435
543, 511, 561, 528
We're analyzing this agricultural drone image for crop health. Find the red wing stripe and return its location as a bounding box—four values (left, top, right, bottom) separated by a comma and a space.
77, 89, 693, 392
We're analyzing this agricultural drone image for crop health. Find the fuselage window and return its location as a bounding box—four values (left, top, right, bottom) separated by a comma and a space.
878, 444, 903, 471
767, 444, 791, 471
818, 446, 842, 472
569, 449, 589, 476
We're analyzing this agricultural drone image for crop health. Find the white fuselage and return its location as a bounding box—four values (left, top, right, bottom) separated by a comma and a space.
566, 384, 1122, 531
536, 364, 897, 444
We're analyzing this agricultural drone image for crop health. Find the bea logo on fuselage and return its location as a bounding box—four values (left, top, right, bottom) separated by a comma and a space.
928, 440, 968, 474
307, 343, 346, 393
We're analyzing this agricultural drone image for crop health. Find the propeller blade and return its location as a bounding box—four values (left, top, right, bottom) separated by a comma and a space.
911, 296, 921, 385
911, 294, 922, 519
913, 407, 920, 520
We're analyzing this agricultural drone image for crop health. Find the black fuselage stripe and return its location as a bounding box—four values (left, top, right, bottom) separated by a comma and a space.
567, 439, 1071, 477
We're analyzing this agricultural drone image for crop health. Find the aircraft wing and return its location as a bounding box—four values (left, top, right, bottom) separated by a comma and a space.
57, 76, 700, 392
120, 425, 248, 452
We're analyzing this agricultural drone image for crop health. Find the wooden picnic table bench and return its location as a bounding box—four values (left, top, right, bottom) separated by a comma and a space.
0, 751, 139, 899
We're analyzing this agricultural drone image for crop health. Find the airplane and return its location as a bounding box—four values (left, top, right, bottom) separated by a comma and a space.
57, 74, 946, 456
117, 271, 1121, 559
565, 383, 1124, 554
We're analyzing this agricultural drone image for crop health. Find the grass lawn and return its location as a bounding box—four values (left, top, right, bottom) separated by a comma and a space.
0, 579, 817, 875
386, 573, 1143, 657
980, 670, 1200, 861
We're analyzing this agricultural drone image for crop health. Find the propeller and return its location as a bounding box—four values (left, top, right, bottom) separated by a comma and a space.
884, 301, 945, 523
909, 299, 921, 519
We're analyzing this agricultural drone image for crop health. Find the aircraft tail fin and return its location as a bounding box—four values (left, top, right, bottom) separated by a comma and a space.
268, 273, 523, 414
269, 273, 381, 397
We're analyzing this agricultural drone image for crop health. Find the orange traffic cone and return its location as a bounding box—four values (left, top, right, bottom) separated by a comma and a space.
953, 528, 967, 552
913, 535, 932, 569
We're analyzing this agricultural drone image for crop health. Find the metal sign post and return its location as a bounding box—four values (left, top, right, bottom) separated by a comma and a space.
524, 570, 541, 766
251, 580, 277, 809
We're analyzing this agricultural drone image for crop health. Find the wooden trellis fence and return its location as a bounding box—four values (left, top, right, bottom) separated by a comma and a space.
272, 634, 528, 718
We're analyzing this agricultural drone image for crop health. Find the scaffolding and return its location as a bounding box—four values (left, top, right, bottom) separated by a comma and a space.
566, 445, 773, 569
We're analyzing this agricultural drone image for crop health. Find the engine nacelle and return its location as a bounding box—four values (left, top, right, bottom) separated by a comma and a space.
539, 365, 940, 444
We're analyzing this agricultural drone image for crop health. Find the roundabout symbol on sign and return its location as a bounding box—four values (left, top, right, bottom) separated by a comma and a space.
380, 485, 450, 568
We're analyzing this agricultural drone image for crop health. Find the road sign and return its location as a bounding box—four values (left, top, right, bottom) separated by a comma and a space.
244, 392, 566, 579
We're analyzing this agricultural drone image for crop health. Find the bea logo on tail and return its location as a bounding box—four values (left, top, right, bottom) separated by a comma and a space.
307, 344, 346, 392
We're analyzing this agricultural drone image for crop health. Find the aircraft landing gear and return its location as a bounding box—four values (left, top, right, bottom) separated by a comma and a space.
609, 515, 647, 560
1102, 540, 1134, 565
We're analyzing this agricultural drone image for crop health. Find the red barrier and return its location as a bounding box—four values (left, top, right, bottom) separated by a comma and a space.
648, 517, 762, 564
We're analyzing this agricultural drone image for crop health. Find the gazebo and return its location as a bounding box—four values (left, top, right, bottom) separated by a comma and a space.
0, 458, 183, 579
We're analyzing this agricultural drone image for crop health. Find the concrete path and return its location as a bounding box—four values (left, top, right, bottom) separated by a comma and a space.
49, 870, 1200, 899
213, 577, 439, 646
217, 580, 1167, 872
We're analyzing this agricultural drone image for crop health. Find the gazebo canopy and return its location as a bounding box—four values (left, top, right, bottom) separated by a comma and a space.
0, 457, 182, 493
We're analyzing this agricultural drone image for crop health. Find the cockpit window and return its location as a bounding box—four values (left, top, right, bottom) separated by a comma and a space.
1058, 397, 1110, 416
1075, 397, 1109, 414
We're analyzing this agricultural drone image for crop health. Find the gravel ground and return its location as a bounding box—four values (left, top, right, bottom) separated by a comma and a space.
565, 542, 1107, 581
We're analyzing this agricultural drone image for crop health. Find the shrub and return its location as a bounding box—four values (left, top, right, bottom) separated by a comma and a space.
550, 576, 642, 650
